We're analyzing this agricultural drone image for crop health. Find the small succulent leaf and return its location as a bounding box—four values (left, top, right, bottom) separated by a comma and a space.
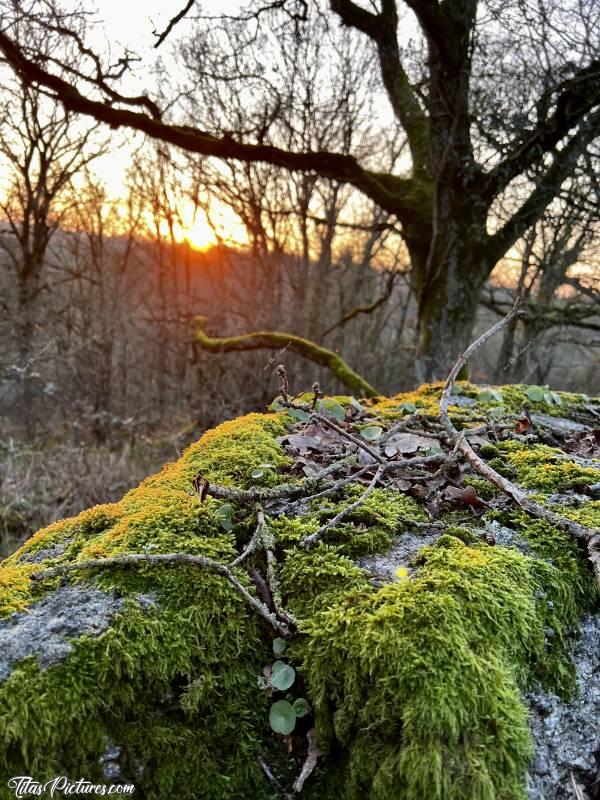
269, 700, 297, 735
526, 386, 545, 402
289, 407, 311, 422
318, 399, 346, 422
215, 503, 233, 531
272, 637, 287, 657
361, 425, 383, 441
293, 697, 310, 718
271, 660, 296, 691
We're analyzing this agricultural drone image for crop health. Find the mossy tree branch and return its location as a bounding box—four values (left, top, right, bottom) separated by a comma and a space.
195, 317, 380, 398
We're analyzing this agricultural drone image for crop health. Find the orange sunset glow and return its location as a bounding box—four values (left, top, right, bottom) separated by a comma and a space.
175, 205, 249, 251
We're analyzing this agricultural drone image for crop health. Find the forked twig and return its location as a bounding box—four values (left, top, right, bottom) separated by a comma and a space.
31, 552, 293, 637
300, 464, 385, 549
439, 300, 600, 583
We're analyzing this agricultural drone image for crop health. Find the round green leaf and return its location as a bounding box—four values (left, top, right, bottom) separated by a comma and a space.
478, 389, 503, 403
361, 425, 383, 441
289, 407, 311, 422
269, 397, 285, 412
526, 386, 545, 402
318, 399, 346, 422
400, 402, 416, 413
271, 660, 296, 691
293, 697, 310, 719
269, 700, 296, 735
272, 637, 287, 657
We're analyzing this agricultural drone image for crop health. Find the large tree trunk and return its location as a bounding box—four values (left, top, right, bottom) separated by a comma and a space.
406, 187, 490, 382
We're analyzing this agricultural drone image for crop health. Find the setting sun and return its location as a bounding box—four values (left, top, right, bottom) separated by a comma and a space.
183, 213, 218, 251
174, 203, 249, 251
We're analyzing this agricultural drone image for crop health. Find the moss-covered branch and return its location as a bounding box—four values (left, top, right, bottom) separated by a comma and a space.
195, 317, 379, 398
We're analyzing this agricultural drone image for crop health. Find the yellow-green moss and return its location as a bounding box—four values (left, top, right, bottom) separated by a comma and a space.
0, 386, 598, 799
496, 440, 599, 491
292, 535, 593, 800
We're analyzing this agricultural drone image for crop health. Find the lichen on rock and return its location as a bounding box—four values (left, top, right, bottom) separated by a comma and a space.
0, 385, 598, 799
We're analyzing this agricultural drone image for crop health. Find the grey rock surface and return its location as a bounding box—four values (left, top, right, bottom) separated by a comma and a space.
483, 519, 532, 553
531, 414, 589, 435
358, 529, 441, 582
0, 585, 157, 683
527, 613, 600, 799
19, 541, 71, 563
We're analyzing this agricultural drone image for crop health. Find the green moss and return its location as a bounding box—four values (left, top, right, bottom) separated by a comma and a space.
445, 525, 479, 544
479, 443, 501, 459
462, 477, 498, 500
0, 387, 597, 799
497, 440, 599, 491
295, 536, 590, 800
0, 585, 270, 798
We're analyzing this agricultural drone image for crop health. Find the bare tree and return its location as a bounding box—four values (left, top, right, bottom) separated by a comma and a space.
0, 77, 105, 366
0, 0, 598, 380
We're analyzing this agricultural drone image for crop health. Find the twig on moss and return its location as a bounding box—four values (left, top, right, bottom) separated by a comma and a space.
277, 364, 290, 403
312, 411, 385, 463
293, 727, 321, 794
257, 756, 294, 800
380, 413, 422, 442
229, 510, 267, 567
31, 552, 293, 637
259, 511, 296, 627
440, 300, 600, 583
397, 515, 446, 530
287, 463, 375, 511
300, 464, 385, 550
310, 381, 321, 411
202, 461, 354, 505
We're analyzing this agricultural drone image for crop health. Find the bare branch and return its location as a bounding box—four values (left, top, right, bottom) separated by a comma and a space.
32, 552, 293, 637
300, 463, 384, 549
153, 0, 196, 49
439, 301, 600, 584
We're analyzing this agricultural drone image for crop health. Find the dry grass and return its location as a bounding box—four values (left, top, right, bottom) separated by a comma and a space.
0, 423, 199, 557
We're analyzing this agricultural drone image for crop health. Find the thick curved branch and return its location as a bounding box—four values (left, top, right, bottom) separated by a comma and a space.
0, 30, 417, 222
401, 0, 450, 60
195, 317, 379, 398
330, 0, 430, 172
486, 59, 600, 198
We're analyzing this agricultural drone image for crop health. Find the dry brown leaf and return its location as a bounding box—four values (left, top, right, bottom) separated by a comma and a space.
385, 432, 440, 456
444, 485, 486, 508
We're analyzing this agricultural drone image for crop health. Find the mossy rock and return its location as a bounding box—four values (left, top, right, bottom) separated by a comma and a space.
0, 388, 599, 799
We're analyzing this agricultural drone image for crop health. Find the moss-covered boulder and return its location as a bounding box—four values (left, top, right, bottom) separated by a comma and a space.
1, 385, 599, 799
